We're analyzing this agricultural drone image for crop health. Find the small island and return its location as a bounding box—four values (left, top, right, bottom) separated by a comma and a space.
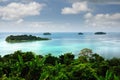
5, 35, 50, 43
78, 32, 83, 35
94, 32, 106, 35
43, 32, 51, 35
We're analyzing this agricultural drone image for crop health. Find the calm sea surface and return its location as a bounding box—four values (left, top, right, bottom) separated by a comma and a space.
0, 32, 120, 58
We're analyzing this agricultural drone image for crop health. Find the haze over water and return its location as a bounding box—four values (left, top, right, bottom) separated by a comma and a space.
0, 32, 120, 59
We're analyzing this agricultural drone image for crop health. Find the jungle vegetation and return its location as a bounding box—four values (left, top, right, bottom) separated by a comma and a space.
0, 48, 120, 80
5, 35, 50, 43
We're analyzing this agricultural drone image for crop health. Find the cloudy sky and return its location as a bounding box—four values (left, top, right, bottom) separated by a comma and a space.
0, 0, 120, 32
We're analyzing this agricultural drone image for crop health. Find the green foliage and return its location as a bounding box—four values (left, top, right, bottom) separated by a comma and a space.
5, 35, 50, 43
79, 48, 92, 57
71, 64, 97, 80
0, 48, 120, 80
96, 70, 120, 80
44, 54, 58, 65
59, 53, 74, 65
0, 74, 25, 80
40, 63, 69, 80
79, 48, 93, 62
108, 57, 120, 66
90, 53, 104, 63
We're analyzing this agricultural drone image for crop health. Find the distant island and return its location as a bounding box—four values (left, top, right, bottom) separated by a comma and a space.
6, 35, 50, 43
78, 32, 83, 35
94, 32, 106, 35
43, 32, 51, 35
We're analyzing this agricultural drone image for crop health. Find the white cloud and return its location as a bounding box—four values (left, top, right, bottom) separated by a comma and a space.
0, 2, 45, 20
84, 12, 92, 18
84, 13, 120, 28
61, 1, 90, 14
0, 21, 78, 32
29, 22, 52, 28
16, 19, 24, 24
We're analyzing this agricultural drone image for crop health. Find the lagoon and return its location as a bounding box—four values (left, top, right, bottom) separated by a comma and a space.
0, 32, 120, 58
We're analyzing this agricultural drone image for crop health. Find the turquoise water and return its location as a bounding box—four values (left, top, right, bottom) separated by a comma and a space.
0, 32, 120, 58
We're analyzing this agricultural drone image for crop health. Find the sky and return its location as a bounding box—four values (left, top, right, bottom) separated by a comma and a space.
0, 0, 120, 32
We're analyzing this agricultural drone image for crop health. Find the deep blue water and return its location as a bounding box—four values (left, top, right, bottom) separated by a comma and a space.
0, 32, 120, 58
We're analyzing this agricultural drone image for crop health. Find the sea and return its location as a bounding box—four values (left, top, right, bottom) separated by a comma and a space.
0, 32, 120, 58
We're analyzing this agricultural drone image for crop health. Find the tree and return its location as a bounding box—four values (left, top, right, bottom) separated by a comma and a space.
90, 53, 104, 63
22, 52, 35, 62
79, 48, 92, 57
40, 63, 69, 80
108, 58, 120, 66
0, 50, 120, 80
44, 54, 58, 65
59, 53, 74, 65
71, 64, 97, 80
97, 61, 109, 76
79, 48, 93, 62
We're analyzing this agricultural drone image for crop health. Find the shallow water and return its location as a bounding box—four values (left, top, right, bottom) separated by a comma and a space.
0, 32, 120, 58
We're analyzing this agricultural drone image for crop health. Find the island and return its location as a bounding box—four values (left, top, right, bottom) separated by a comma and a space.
78, 32, 83, 35
94, 32, 106, 35
43, 32, 51, 35
5, 35, 50, 43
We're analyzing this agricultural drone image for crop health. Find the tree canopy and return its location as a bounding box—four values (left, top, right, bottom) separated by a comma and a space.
0, 48, 120, 80
5, 35, 50, 43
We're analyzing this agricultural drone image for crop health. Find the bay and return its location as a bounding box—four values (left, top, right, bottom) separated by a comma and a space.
0, 32, 120, 58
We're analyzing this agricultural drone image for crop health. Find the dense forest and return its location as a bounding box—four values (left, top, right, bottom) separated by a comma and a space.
5, 35, 50, 43
0, 48, 120, 80
94, 32, 106, 35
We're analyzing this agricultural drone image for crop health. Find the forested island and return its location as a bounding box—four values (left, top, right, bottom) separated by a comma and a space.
43, 32, 51, 35
5, 35, 50, 43
95, 32, 106, 35
0, 48, 120, 80
78, 32, 83, 35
